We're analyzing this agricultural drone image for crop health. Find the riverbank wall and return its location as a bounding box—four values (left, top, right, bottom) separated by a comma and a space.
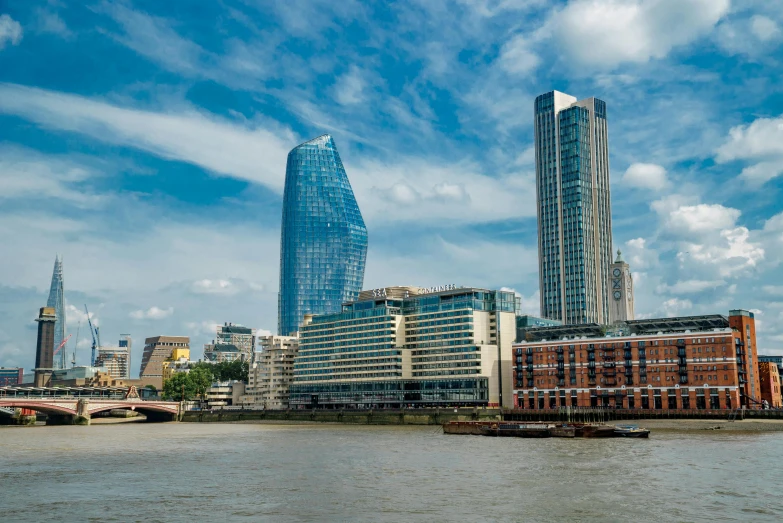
181, 408, 501, 425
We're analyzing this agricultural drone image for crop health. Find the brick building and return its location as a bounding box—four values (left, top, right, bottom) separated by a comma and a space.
758, 362, 782, 408
512, 310, 761, 411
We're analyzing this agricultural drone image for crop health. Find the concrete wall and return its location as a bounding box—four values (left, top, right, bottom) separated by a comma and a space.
182, 408, 502, 425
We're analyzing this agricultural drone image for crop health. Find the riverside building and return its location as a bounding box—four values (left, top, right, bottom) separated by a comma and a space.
512, 310, 761, 410
246, 335, 299, 409
278, 134, 368, 336
139, 336, 190, 387
289, 286, 516, 409
534, 91, 613, 325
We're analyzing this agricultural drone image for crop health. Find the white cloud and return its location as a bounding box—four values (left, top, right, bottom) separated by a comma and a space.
751, 15, 781, 42
656, 279, 725, 294
333, 66, 367, 105
762, 285, 783, 296
716, 114, 783, 187
661, 297, 693, 317
549, 0, 729, 69
666, 203, 740, 233
498, 35, 540, 75
0, 83, 296, 192
0, 14, 22, 50
36, 9, 73, 39
130, 306, 174, 320
188, 278, 265, 295
678, 227, 765, 277
185, 320, 221, 337
622, 163, 668, 190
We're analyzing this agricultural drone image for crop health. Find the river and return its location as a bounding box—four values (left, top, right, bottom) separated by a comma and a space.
1, 422, 781, 522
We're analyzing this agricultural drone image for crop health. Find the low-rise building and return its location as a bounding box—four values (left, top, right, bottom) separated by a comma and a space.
759, 355, 783, 378
512, 310, 761, 410
246, 335, 298, 409
759, 361, 782, 408
0, 367, 23, 386
516, 315, 562, 343
290, 286, 516, 409
206, 380, 245, 408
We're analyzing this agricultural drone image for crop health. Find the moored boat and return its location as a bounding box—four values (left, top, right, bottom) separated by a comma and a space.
481, 423, 554, 438
613, 425, 651, 438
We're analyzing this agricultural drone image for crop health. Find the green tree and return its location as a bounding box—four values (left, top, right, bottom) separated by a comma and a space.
189, 366, 213, 401
163, 372, 196, 401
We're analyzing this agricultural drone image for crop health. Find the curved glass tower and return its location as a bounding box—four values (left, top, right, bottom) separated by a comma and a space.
279, 134, 368, 336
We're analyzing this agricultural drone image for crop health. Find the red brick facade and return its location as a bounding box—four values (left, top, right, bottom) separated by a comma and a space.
512, 312, 760, 411
759, 362, 782, 408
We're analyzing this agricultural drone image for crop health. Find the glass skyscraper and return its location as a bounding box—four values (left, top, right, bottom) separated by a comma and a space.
278, 134, 368, 336
46, 255, 66, 369
534, 91, 612, 325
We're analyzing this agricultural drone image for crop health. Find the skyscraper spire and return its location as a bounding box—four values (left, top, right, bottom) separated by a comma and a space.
46, 255, 66, 369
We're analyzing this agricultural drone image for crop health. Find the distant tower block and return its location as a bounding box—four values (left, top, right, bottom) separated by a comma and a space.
46, 255, 66, 369
34, 306, 57, 387
608, 250, 634, 323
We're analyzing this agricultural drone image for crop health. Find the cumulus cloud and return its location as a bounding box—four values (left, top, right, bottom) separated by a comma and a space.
716, 114, 783, 187
548, 0, 729, 69
130, 306, 174, 320
622, 163, 668, 190
661, 297, 693, 317
677, 227, 764, 277
188, 278, 265, 295
666, 203, 740, 234
751, 15, 781, 41
0, 14, 23, 50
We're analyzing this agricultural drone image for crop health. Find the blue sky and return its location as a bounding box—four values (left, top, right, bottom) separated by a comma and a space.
1, 0, 783, 375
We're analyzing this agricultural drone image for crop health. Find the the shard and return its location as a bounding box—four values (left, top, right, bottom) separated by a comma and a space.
46, 255, 66, 369
278, 134, 368, 336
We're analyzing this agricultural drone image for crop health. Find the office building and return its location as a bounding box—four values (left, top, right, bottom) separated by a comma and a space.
290, 286, 516, 409
94, 339, 131, 379
246, 335, 299, 409
206, 381, 245, 409
516, 315, 562, 343
139, 336, 190, 387
534, 91, 613, 325
758, 361, 782, 408
34, 306, 57, 387
204, 323, 255, 362
512, 310, 760, 410
278, 134, 368, 336
0, 367, 23, 386
46, 256, 66, 369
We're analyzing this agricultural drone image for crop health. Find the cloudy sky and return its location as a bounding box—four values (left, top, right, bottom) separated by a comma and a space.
1, 0, 782, 375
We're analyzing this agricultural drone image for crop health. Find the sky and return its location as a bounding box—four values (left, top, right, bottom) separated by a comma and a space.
1, 0, 782, 376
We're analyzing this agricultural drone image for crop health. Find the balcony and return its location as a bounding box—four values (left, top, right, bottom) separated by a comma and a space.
678, 367, 688, 375
676, 339, 686, 347
678, 349, 686, 357
679, 376, 688, 384
603, 370, 617, 377
603, 362, 616, 368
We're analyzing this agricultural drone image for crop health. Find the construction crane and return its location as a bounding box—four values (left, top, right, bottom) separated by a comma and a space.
53, 334, 72, 358
84, 305, 101, 366
73, 322, 81, 368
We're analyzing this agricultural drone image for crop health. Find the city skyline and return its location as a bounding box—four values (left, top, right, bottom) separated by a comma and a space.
0, 2, 782, 374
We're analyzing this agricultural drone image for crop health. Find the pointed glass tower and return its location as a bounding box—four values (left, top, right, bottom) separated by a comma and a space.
46, 255, 66, 369
278, 135, 368, 336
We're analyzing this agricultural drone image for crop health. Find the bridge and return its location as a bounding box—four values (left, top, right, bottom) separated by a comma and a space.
0, 385, 180, 425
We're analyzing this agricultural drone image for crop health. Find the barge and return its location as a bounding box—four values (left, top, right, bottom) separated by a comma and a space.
442, 421, 649, 438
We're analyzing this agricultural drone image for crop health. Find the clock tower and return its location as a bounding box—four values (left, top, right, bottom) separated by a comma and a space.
608, 250, 634, 323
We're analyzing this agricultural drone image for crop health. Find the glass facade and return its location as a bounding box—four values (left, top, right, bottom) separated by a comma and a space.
278, 135, 368, 336
289, 378, 489, 409
534, 91, 612, 325
46, 256, 66, 369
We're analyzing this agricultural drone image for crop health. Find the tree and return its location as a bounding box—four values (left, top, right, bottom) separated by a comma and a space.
163, 372, 196, 401
189, 366, 213, 401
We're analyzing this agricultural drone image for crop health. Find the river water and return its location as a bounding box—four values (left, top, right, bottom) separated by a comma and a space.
1, 422, 781, 522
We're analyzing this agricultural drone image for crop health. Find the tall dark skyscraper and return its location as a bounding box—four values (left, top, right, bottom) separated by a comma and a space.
46, 255, 66, 368
35, 306, 56, 369
534, 91, 613, 325
278, 135, 368, 336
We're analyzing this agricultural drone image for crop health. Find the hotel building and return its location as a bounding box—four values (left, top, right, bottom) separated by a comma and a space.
289, 286, 516, 409
512, 310, 761, 410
